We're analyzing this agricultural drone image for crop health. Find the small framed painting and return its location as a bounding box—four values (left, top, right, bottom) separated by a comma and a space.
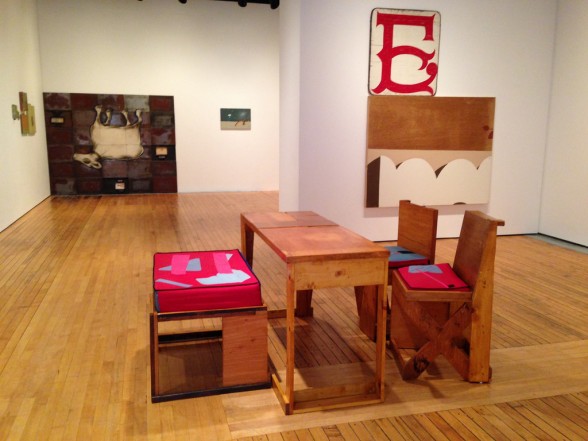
19, 92, 29, 135
27, 103, 36, 136
220, 108, 251, 130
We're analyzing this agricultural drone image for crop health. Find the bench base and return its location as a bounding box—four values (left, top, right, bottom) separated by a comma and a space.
150, 306, 270, 403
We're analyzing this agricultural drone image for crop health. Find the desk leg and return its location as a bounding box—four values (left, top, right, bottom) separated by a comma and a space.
295, 289, 313, 317
285, 263, 296, 414
240, 218, 254, 266
354, 286, 377, 341
375, 283, 387, 401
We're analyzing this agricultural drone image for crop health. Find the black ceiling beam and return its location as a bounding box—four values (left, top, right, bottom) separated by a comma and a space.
214, 0, 279, 9
138, 0, 279, 10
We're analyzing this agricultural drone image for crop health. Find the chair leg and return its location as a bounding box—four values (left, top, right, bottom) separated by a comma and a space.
437, 303, 473, 380
392, 291, 475, 381
400, 340, 440, 380
469, 292, 494, 383
389, 300, 446, 380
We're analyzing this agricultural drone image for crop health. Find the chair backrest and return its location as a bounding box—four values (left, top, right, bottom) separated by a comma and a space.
453, 211, 505, 290
452, 211, 504, 380
397, 200, 438, 263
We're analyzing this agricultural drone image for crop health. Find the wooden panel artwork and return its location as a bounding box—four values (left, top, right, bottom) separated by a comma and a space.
366, 95, 495, 207
43, 92, 177, 195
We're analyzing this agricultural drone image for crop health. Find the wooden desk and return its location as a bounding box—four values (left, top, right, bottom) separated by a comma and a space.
240, 211, 389, 414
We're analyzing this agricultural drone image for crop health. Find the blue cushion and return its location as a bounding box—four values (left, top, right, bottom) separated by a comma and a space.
385, 245, 429, 268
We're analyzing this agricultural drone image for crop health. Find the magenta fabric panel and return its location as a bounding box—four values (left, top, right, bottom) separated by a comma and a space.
171, 254, 190, 275
153, 249, 262, 313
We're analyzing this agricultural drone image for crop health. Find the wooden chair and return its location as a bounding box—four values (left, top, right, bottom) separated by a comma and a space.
391, 199, 438, 275
389, 211, 505, 383
356, 200, 438, 340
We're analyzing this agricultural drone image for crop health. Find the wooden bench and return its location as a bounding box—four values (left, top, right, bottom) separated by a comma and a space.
149, 249, 270, 402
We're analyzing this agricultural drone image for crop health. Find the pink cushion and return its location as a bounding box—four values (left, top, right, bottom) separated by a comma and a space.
398, 263, 468, 290
153, 249, 262, 313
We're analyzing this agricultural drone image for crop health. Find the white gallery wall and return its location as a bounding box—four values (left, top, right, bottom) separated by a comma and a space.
0, 0, 49, 232
36, 0, 279, 194
3, 0, 586, 246
540, 1, 588, 247
277, 0, 301, 211
282, 0, 559, 240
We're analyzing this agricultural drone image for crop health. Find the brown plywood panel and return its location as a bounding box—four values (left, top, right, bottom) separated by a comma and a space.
223, 311, 268, 386
367, 96, 495, 151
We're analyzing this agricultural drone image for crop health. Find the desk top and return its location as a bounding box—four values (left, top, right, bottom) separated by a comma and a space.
241, 211, 337, 230
242, 211, 388, 263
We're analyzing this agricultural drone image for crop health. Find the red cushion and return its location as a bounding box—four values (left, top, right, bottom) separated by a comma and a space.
398, 263, 468, 290
153, 249, 262, 313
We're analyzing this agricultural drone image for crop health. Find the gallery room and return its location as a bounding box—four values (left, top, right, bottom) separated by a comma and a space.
1, 0, 587, 439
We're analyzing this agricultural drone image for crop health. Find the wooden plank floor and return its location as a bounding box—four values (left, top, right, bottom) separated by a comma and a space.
0, 192, 587, 440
